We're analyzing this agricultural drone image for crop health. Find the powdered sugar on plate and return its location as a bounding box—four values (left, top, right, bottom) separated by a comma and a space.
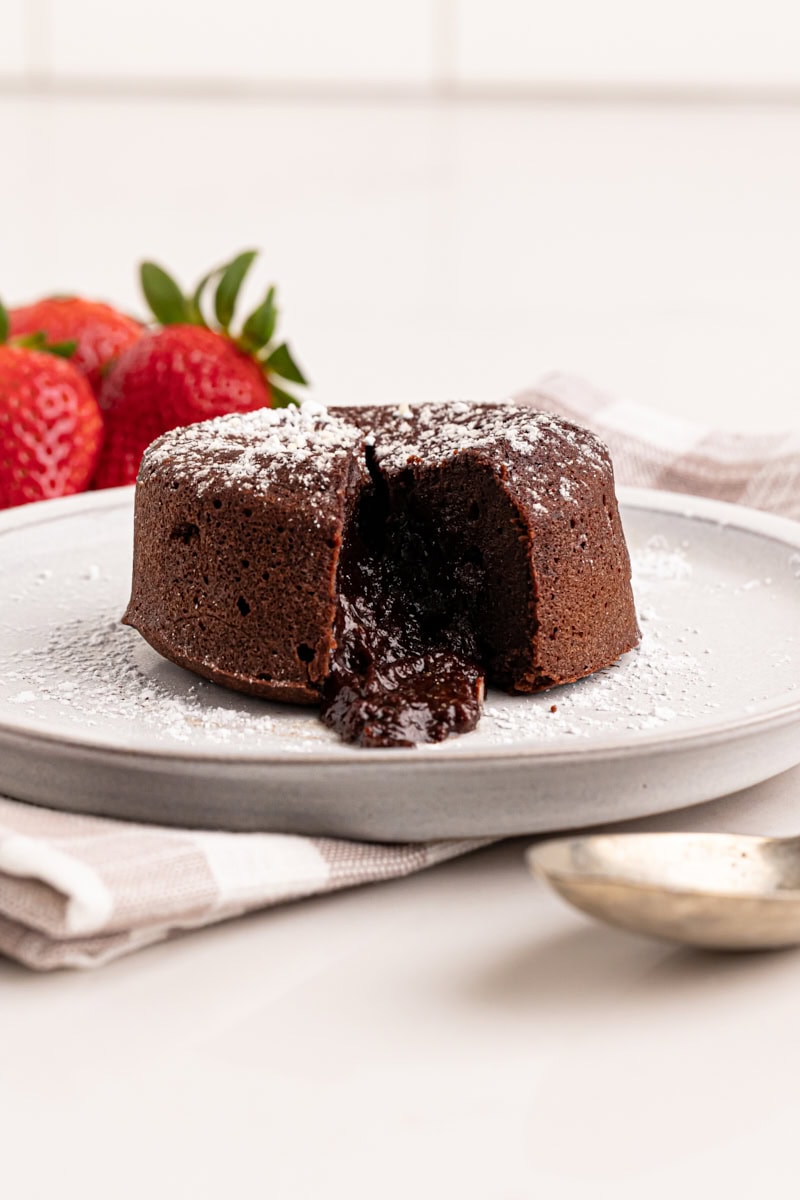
0, 496, 798, 758
481, 534, 713, 744
5, 612, 335, 750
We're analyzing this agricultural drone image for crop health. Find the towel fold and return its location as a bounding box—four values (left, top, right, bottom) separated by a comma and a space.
0, 795, 483, 968
2, 374, 798, 970
520, 372, 800, 519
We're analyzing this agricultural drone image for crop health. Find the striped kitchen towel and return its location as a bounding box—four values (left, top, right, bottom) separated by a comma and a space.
0, 797, 483, 970
1, 373, 798, 970
521, 372, 800, 519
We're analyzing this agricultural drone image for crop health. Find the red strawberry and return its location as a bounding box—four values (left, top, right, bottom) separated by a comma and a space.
94, 251, 307, 489
0, 303, 103, 509
10, 297, 142, 396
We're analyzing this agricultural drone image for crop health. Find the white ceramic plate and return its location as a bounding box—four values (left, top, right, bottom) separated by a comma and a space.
0, 486, 798, 840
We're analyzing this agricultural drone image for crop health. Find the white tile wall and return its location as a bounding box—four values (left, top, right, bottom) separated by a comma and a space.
48, 0, 434, 84
0, 2, 27, 76
455, 0, 800, 88
2, 0, 800, 92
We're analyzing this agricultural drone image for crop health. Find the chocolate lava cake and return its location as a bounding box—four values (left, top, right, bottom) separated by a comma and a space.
123, 401, 639, 746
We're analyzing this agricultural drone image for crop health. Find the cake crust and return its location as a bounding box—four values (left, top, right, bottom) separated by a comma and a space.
124, 400, 640, 743
124, 404, 366, 704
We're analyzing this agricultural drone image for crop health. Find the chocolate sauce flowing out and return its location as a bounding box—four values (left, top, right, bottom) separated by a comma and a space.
321, 479, 485, 749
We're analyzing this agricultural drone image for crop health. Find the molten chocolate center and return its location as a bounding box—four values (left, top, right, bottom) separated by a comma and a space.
321, 474, 486, 748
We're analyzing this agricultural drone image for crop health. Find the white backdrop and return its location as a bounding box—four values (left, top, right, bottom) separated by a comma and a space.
2, 3, 800, 431
2, 0, 800, 93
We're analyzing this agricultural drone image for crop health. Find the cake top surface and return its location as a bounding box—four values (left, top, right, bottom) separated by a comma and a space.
140, 402, 363, 497
352, 400, 608, 474
344, 400, 612, 516
139, 399, 611, 515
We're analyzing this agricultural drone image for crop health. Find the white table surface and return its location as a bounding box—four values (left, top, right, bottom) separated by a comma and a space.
2, 93, 800, 1199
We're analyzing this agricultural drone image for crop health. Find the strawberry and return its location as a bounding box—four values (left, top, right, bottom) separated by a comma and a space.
94, 251, 307, 489
0, 302, 103, 509
10, 296, 142, 396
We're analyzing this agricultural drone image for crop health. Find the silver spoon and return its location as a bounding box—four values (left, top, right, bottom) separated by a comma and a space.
527, 831, 800, 950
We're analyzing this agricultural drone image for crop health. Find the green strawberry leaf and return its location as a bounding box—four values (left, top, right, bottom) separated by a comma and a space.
10, 330, 77, 358
214, 250, 258, 331
0, 300, 8, 344
140, 261, 189, 326
46, 339, 78, 359
187, 267, 219, 327
264, 341, 307, 385
13, 331, 47, 350
269, 383, 301, 409
240, 287, 277, 353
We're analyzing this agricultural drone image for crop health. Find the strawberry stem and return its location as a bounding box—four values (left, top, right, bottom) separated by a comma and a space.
0, 311, 78, 359
188, 268, 219, 328
238, 286, 277, 354
140, 262, 191, 326
45, 340, 79, 359
263, 341, 307, 385
137, 250, 309, 407
214, 250, 257, 332
270, 383, 302, 409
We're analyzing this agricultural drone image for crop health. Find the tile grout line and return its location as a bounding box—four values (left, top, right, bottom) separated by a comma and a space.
2, 77, 800, 108
432, 0, 459, 96
24, 0, 52, 84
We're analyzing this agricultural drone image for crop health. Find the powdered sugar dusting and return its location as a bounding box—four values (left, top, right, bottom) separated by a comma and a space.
374, 401, 608, 484
3, 524, 789, 755
4, 614, 333, 749
633, 533, 692, 582
1, 481, 798, 759
2, 594, 710, 751
140, 400, 610, 528
141, 402, 362, 497
480, 535, 714, 743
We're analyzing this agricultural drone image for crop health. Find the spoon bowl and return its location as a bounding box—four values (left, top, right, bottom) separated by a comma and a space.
527, 832, 800, 950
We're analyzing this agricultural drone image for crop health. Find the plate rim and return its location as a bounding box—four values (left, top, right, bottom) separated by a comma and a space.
1, 484, 799, 768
